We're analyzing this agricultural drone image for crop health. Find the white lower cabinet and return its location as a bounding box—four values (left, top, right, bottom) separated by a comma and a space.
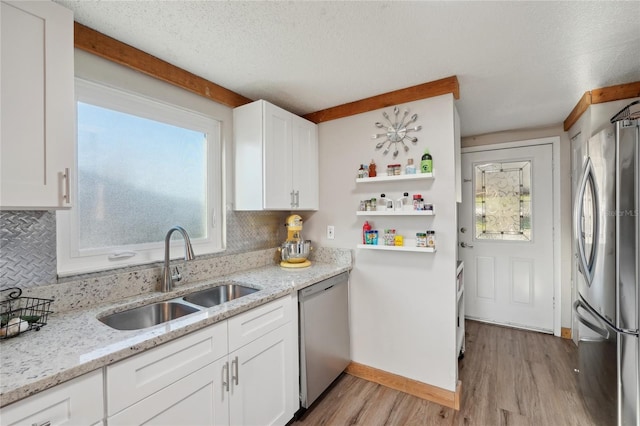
228, 325, 294, 426
0, 370, 103, 426
108, 360, 228, 426
106, 295, 297, 426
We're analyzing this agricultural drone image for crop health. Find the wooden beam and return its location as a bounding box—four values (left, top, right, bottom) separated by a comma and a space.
74, 22, 253, 108
563, 91, 591, 131
591, 81, 640, 105
345, 361, 461, 410
563, 81, 640, 132
303, 76, 460, 124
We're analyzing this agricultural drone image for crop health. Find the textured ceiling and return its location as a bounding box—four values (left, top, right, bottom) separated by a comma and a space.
54, 0, 640, 137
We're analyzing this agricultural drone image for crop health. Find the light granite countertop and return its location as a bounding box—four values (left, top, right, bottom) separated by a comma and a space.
0, 261, 350, 408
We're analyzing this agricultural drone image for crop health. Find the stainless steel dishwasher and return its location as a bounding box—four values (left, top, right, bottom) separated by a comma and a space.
299, 272, 350, 409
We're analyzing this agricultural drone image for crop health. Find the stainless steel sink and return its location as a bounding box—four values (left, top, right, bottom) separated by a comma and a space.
183, 284, 259, 308
99, 301, 200, 331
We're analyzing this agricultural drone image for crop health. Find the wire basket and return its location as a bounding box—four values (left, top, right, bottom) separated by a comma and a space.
0, 287, 53, 339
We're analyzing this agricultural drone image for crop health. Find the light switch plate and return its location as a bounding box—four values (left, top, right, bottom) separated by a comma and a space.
327, 225, 335, 240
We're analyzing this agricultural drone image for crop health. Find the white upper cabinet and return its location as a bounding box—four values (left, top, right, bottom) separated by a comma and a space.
0, 0, 74, 210
234, 100, 319, 211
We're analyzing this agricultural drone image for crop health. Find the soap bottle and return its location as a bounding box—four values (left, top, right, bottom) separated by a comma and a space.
378, 194, 386, 211
420, 149, 433, 173
369, 159, 377, 177
398, 192, 410, 211
362, 221, 371, 244
405, 158, 416, 174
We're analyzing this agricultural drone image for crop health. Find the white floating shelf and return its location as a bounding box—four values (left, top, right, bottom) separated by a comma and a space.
356, 210, 434, 216
356, 172, 434, 184
357, 243, 436, 253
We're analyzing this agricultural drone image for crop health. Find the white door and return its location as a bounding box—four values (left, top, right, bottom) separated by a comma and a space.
460, 144, 554, 332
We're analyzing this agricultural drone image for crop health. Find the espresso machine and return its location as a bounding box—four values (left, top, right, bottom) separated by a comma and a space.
278, 214, 312, 268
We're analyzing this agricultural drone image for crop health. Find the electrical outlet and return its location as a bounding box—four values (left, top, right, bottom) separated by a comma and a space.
327, 225, 335, 240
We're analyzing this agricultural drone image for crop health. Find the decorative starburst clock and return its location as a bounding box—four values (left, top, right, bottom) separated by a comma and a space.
372, 107, 422, 158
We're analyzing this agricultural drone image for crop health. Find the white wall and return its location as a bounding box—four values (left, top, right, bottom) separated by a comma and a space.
304, 95, 459, 391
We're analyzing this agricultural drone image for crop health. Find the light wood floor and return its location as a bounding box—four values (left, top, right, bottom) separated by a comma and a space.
292, 320, 597, 426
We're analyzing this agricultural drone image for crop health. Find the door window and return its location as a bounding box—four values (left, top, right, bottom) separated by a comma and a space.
475, 160, 532, 241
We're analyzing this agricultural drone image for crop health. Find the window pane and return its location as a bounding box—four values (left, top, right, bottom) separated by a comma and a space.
475, 161, 531, 241
77, 102, 207, 250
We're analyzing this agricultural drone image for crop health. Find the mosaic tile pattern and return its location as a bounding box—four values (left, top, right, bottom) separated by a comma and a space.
0, 211, 57, 290
0, 209, 288, 291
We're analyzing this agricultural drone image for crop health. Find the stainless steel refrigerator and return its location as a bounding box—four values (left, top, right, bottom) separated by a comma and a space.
573, 102, 639, 426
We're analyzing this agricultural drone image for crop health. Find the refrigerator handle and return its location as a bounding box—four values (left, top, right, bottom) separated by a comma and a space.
573, 158, 600, 285
573, 299, 610, 339
575, 296, 639, 336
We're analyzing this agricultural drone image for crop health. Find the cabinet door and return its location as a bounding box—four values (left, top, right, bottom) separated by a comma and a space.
229, 324, 295, 426
263, 102, 294, 209
106, 321, 227, 416
292, 117, 319, 210
0, 0, 74, 209
108, 360, 229, 426
0, 370, 103, 426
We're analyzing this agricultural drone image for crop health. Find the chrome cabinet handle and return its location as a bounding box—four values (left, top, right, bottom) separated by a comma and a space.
63, 168, 71, 204
32, 422, 51, 426
222, 361, 229, 392
290, 191, 295, 208
294, 190, 300, 207
460, 242, 474, 248
231, 356, 239, 386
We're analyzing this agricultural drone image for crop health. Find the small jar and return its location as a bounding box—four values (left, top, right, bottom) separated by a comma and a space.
371, 197, 377, 210
416, 233, 427, 247
394, 235, 404, 246
393, 164, 402, 175
386, 165, 394, 176
359, 200, 366, 211
384, 229, 396, 246
365, 200, 371, 211
418, 198, 425, 210
426, 230, 436, 248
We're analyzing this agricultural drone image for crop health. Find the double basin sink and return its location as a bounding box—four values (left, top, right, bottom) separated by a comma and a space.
99, 284, 259, 331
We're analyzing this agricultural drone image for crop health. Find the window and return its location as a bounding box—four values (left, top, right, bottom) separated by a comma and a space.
474, 160, 532, 241
57, 79, 223, 275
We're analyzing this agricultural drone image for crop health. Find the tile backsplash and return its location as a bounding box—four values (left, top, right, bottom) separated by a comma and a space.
0, 208, 288, 291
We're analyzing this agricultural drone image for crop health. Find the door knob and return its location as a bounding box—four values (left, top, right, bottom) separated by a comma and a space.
460, 242, 474, 248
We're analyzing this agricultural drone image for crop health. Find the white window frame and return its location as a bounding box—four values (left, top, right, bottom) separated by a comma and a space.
56, 78, 224, 276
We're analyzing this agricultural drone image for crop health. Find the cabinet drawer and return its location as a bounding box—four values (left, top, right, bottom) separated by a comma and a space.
107, 360, 227, 426
106, 321, 227, 416
228, 296, 291, 352
0, 370, 103, 426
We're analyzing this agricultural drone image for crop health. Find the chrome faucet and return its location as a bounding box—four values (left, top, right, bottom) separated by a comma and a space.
161, 226, 195, 292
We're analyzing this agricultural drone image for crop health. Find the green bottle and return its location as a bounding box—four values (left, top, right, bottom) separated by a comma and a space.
420, 149, 433, 173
